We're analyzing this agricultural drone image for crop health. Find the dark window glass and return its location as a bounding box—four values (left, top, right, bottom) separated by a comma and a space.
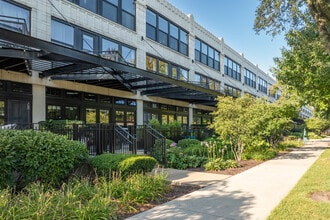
65, 90, 81, 100
115, 98, 125, 105
0, 0, 30, 34
102, 1, 117, 22
121, 45, 136, 65
179, 42, 188, 55
122, 0, 135, 15
11, 82, 32, 93
82, 33, 95, 54
146, 8, 187, 55
101, 38, 119, 60
180, 29, 187, 44
122, 11, 135, 29
146, 24, 156, 40
65, 106, 78, 120
47, 105, 61, 120
79, 0, 97, 13
51, 19, 74, 47
169, 24, 178, 50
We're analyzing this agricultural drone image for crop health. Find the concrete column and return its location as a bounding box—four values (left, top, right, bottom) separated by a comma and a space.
188, 105, 194, 126
32, 83, 46, 123
136, 98, 144, 126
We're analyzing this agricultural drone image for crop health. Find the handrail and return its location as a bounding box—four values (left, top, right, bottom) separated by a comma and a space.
144, 124, 165, 140
0, 15, 29, 35
115, 125, 136, 144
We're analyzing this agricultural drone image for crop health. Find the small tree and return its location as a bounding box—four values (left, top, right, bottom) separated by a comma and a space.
210, 95, 257, 161
210, 95, 299, 160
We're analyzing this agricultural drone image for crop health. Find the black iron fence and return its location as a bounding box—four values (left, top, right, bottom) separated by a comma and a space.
0, 122, 214, 165
1, 123, 167, 164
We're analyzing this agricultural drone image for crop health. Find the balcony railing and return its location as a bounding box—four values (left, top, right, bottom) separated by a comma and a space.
0, 15, 29, 35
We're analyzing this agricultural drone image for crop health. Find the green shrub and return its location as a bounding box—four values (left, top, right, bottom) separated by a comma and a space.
0, 174, 169, 219
243, 140, 279, 160
166, 147, 207, 169
243, 148, 278, 161
276, 139, 304, 150
0, 130, 88, 189
204, 158, 238, 171
119, 156, 157, 177
177, 139, 200, 149
151, 139, 174, 163
90, 153, 134, 176
183, 144, 208, 157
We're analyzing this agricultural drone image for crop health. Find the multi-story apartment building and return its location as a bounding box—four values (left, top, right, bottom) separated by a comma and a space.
0, 0, 278, 127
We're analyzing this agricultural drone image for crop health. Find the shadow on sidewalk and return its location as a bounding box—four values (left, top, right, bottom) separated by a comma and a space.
132, 180, 255, 220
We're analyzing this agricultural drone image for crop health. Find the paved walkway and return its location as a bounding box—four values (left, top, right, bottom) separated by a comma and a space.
127, 138, 329, 220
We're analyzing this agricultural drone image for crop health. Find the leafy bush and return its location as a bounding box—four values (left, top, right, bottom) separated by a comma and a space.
183, 144, 208, 157
166, 147, 207, 169
118, 156, 157, 177
151, 139, 174, 163
276, 139, 304, 150
177, 138, 200, 149
243, 140, 278, 160
90, 153, 134, 176
0, 130, 88, 189
202, 138, 233, 161
0, 174, 168, 219
243, 148, 278, 161
204, 158, 238, 171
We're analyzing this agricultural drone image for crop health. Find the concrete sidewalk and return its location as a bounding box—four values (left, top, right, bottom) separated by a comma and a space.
127, 138, 329, 220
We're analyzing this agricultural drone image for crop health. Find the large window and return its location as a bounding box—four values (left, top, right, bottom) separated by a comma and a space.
224, 56, 241, 81
244, 69, 256, 88
51, 18, 136, 65
69, 0, 135, 30
0, 0, 30, 34
195, 38, 220, 71
258, 77, 267, 94
146, 55, 189, 81
146, 8, 188, 56
51, 20, 74, 47
194, 72, 221, 91
224, 84, 241, 98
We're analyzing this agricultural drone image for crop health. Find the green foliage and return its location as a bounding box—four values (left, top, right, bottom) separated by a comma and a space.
90, 153, 134, 176
307, 132, 324, 139
177, 138, 201, 149
0, 130, 88, 189
204, 158, 238, 171
276, 139, 304, 150
243, 140, 279, 161
149, 119, 183, 141
202, 138, 232, 161
273, 24, 330, 117
118, 156, 157, 177
0, 174, 169, 219
183, 144, 208, 157
268, 148, 330, 219
211, 95, 299, 161
305, 117, 330, 135
90, 154, 157, 178
166, 147, 207, 169
151, 139, 174, 163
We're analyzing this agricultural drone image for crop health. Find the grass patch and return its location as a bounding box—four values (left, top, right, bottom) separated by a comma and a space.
267, 148, 330, 220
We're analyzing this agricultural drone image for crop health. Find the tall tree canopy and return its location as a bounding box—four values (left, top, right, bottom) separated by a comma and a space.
254, 0, 330, 118
254, 0, 330, 54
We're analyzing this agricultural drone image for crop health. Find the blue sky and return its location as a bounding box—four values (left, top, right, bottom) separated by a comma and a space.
167, 0, 287, 74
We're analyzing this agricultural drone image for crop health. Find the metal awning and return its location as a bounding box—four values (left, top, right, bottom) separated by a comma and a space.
0, 28, 223, 106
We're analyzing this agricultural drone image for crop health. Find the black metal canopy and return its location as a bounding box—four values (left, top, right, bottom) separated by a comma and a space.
0, 28, 223, 105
